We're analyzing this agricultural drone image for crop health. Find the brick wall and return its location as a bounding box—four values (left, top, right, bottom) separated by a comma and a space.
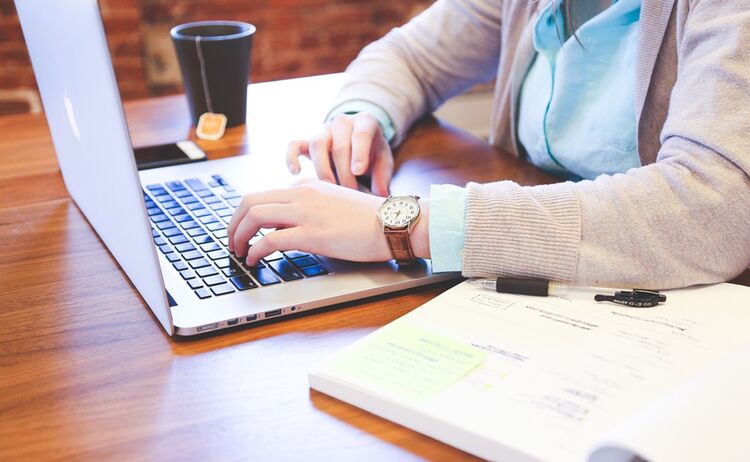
0, 0, 432, 116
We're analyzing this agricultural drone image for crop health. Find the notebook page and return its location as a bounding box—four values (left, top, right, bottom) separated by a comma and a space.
588, 339, 750, 462
311, 282, 750, 461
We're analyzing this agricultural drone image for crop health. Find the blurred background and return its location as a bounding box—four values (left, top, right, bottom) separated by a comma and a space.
0, 0, 493, 137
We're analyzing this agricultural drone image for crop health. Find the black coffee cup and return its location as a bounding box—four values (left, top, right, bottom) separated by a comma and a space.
171, 21, 255, 127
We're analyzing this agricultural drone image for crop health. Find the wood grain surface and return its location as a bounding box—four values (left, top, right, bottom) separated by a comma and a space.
0, 74, 747, 462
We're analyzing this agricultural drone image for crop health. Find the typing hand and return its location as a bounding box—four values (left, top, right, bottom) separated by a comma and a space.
286, 112, 394, 197
227, 178, 397, 265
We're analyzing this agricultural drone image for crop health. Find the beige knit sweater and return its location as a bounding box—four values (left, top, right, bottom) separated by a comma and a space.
333, 0, 750, 289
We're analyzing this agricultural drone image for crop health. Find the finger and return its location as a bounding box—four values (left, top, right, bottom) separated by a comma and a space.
232, 204, 300, 258
329, 117, 358, 190
351, 115, 379, 176
286, 140, 309, 175
308, 128, 336, 184
370, 137, 393, 197
228, 189, 298, 252
246, 228, 303, 265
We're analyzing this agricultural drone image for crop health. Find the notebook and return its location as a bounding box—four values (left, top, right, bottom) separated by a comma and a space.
310, 280, 750, 461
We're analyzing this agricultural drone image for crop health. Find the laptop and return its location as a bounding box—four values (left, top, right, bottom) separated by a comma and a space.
15, 0, 457, 336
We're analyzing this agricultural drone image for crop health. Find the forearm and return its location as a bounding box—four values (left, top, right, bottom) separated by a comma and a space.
461, 140, 750, 289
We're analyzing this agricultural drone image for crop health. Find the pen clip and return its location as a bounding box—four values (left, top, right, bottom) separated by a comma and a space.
594, 289, 666, 308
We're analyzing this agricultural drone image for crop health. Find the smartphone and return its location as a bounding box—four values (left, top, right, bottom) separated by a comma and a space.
133, 140, 207, 170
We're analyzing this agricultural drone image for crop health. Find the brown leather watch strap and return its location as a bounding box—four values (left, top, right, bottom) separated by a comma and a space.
383, 227, 417, 265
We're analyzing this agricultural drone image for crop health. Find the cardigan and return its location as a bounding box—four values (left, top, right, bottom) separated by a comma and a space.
331, 0, 750, 289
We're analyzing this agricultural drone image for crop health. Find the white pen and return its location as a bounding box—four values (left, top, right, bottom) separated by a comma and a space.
470, 277, 666, 307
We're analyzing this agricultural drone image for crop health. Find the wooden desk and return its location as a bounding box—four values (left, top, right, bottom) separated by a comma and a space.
1, 74, 747, 461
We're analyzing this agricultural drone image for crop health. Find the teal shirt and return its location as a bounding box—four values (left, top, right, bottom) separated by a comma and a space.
518, 0, 642, 180
334, 0, 642, 272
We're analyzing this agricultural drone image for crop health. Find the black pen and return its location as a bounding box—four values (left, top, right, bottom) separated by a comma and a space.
471, 277, 666, 307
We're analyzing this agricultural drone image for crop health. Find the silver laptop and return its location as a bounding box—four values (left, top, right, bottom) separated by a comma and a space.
16, 0, 457, 336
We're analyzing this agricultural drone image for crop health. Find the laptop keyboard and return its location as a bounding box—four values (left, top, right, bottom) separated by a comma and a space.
143, 174, 329, 300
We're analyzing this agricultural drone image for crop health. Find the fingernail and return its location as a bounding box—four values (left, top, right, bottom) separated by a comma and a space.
352, 160, 364, 175
288, 163, 299, 174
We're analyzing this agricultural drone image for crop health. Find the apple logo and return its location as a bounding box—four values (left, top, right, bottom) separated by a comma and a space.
63, 87, 81, 141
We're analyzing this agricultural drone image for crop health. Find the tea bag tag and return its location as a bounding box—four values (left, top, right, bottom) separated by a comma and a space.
196, 112, 227, 141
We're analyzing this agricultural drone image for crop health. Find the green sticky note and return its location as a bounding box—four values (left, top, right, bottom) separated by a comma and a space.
329, 323, 486, 402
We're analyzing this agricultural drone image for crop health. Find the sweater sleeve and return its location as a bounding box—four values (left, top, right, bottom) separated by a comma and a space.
462, 0, 750, 289
332, 0, 503, 146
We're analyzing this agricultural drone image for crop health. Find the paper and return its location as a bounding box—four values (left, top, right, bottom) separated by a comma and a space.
311, 281, 750, 462
329, 323, 486, 402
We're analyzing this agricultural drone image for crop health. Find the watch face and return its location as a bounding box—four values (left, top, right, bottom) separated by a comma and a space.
379, 196, 420, 227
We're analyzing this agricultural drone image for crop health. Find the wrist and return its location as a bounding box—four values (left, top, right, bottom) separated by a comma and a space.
411, 198, 430, 259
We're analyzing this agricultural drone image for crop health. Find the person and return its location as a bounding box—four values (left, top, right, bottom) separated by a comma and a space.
228, 0, 750, 289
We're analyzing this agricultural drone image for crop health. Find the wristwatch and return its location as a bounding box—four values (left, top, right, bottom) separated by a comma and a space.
377, 195, 421, 265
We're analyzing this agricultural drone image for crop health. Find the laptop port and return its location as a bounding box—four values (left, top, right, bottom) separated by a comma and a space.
227, 318, 238, 326
264, 309, 282, 318
197, 322, 218, 333
246, 314, 258, 322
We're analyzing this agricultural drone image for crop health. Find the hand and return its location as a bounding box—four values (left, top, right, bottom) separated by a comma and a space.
286, 112, 394, 197
227, 179, 430, 265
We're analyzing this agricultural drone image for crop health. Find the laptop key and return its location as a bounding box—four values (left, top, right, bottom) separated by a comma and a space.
151, 228, 159, 237
156, 220, 176, 230
262, 251, 284, 262
219, 237, 229, 246
189, 258, 211, 269
150, 213, 169, 223
222, 264, 245, 277
181, 195, 200, 204
182, 250, 203, 260
207, 249, 228, 260
203, 195, 221, 204
187, 228, 207, 238
209, 202, 228, 211
194, 287, 211, 299
146, 184, 165, 192
207, 222, 226, 232
193, 235, 214, 245
193, 207, 211, 217
185, 178, 208, 191
173, 261, 188, 271
174, 189, 192, 198
181, 221, 200, 230
158, 244, 172, 254
154, 236, 166, 246
196, 189, 213, 198
226, 197, 241, 207
165, 253, 181, 263
199, 215, 218, 225
203, 275, 225, 286
166, 206, 186, 216
216, 208, 234, 217
214, 258, 232, 269
301, 265, 328, 277
188, 279, 204, 289
175, 243, 196, 253
230, 275, 257, 291
161, 200, 179, 209
168, 234, 188, 245
196, 266, 218, 278
251, 267, 281, 286
200, 242, 222, 252
212, 229, 228, 238
267, 259, 303, 281
180, 269, 196, 280
174, 214, 192, 223
222, 191, 241, 200
291, 256, 318, 268
147, 206, 162, 216
154, 193, 172, 203
211, 283, 234, 296
166, 181, 186, 191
